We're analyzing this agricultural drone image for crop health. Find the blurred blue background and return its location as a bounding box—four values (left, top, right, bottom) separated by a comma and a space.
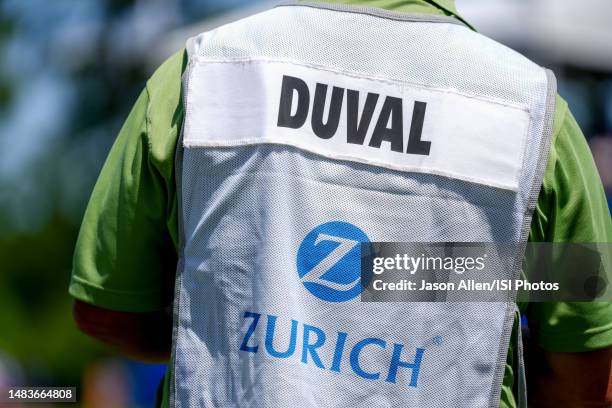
0, 0, 610, 407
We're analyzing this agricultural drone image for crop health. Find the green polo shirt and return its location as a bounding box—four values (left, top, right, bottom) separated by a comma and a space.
69, 1, 612, 407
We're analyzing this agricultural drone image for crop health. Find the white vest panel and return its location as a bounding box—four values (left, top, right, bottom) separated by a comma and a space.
172, 3, 556, 408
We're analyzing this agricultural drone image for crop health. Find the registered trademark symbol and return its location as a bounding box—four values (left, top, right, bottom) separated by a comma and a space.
432, 336, 443, 346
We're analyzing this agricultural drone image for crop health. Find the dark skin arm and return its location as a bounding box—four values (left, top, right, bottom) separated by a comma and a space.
528, 345, 612, 407
73, 299, 172, 364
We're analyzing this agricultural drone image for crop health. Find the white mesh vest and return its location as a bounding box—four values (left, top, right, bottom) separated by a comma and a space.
171, 3, 556, 407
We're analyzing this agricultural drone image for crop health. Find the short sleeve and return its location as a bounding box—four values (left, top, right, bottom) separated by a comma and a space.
527, 95, 612, 352
69, 50, 186, 312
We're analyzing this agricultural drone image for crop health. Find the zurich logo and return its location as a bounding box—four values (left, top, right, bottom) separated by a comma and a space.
296, 221, 371, 302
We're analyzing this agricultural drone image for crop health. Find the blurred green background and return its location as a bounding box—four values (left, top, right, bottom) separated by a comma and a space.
0, 0, 611, 407
0, 1, 256, 406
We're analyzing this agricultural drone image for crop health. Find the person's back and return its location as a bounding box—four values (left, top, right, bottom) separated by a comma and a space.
175, 3, 552, 407
70, 1, 612, 407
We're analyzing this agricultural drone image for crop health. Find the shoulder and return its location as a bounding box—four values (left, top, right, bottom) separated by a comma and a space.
143, 48, 188, 183
533, 92, 611, 242
146, 48, 187, 118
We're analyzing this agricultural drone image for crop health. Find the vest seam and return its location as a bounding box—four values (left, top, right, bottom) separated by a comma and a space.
168, 57, 194, 408
186, 57, 531, 113
182, 139, 522, 191
275, 1, 467, 27
486, 69, 557, 408
173, 164, 521, 211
